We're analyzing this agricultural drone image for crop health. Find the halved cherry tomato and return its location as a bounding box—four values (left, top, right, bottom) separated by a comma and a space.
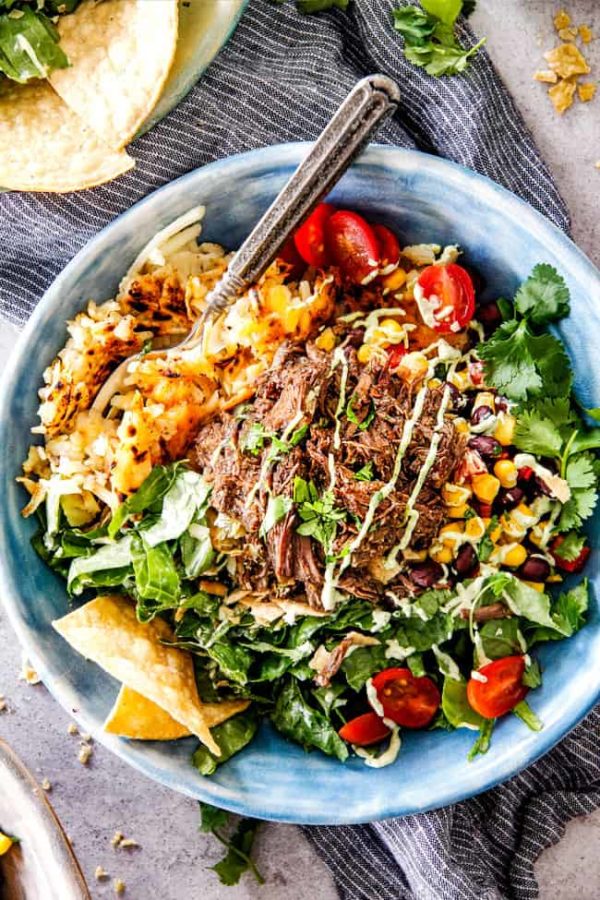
550, 536, 591, 573
417, 263, 475, 334
466, 656, 528, 719
372, 224, 401, 267
293, 202, 335, 268
387, 344, 406, 369
371, 667, 440, 729
518, 466, 534, 481
327, 210, 381, 284
338, 711, 391, 746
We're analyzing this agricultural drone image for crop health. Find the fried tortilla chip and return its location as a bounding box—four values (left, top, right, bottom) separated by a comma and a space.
0, 81, 134, 192
53, 595, 220, 754
50, 0, 179, 149
577, 82, 597, 103
544, 43, 591, 80
104, 685, 249, 741
548, 78, 577, 114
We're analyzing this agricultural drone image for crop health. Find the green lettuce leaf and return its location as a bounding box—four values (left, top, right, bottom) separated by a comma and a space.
193, 710, 259, 776
271, 678, 348, 761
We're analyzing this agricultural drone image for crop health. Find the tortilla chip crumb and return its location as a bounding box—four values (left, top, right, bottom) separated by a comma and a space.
80, 733, 93, 743
558, 27, 578, 42
95, 866, 109, 881
67, 723, 78, 735
114, 879, 126, 895
534, 69, 559, 83
577, 82, 597, 102
119, 838, 139, 850
78, 744, 93, 765
0, 697, 7, 713
544, 43, 591, 79
41, 778, 52, 791
20, 656, 41, 685
548, 78, 577, 113
111, 831, 124, 848
579, 25, 593, 44
553, 9, 571, 31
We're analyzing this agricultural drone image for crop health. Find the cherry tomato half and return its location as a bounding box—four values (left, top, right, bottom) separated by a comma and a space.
338, 711, 391, 746
372, 224, 401, 268
550, 536, 591, 573
467, 656, 528, 719
371, 667, 440, 729
293, 202, 335, 268
417, 263, 475, 334
327, 210, 381, 284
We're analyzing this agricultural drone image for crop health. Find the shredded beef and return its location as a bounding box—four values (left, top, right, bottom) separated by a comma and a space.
189, 336, 465, 609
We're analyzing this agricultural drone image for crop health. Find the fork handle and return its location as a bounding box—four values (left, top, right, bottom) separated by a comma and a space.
184, 74, 400, 346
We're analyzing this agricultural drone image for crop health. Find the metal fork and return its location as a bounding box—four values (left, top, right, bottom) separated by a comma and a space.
95, 74, 400, 411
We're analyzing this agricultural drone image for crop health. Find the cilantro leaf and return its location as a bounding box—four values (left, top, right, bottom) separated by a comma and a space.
260, 494, 293, 538
551, 531, 586, 562
513, 408, 564, 458
346, 394, 376, 431
420, 0, 462, 24
199, 804, 264, 886
565, 452, 597, 491
0, 7, 69, 83
514, 264, 570, 325
529, 581, 589, 643
558, 453, 598, 530
241, 422, 269, 455
571, 427, 600, 455
392, 6, 436, 42
522, 658, 542, 688
421, 38, 485, 76
294, 478, 346, 548
477, 320, 572, 401
392, 2, 485, 78
354, 461, 375, 481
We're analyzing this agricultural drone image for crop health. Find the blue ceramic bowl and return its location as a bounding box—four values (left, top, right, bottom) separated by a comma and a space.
1, 145, 599, 825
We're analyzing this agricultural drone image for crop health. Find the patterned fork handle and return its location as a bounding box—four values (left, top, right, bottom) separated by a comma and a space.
172, 73, 400, 354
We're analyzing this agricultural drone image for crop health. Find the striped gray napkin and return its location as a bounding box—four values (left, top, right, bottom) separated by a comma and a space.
1, 1, 598, 898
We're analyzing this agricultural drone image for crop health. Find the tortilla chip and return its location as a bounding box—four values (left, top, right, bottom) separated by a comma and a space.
0, 81, 134, 192
544, 44, 591, 79
104, 685, 250, 741
578, 25, 594, 44
53, 595, 220, 754
533, 70, 559, 84
50, 0, 179, 149
577, 82, 597, 103
553, 9, 571, 31
548, 78, 577, 114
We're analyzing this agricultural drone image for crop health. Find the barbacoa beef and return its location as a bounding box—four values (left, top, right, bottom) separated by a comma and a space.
189, 339, 464, 608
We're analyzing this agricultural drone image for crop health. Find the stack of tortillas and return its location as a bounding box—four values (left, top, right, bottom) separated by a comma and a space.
0, 0, 178, 192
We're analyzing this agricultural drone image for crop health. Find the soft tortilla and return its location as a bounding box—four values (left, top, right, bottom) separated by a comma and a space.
104, 685, 249, 741
53, 595, 220, 754
0, 81, 134, 192
49, 0, 179, 149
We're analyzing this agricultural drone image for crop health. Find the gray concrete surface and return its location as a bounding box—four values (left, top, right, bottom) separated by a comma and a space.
1, 2, 599, 897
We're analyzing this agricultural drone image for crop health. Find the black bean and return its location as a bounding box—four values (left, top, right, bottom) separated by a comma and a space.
455, 543, 478, 576
518, 556, 551, 582
497, 486, 524, 511
534, 475, 553, 497
468, 435, 502, 459
471, 405, 494, 427
409, 560, 443, 588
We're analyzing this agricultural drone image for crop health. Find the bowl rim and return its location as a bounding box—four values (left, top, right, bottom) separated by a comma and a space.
1, 143, 599, 825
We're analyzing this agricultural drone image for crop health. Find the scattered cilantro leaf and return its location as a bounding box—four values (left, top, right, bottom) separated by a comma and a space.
294, 478, 346, 548
199, 803, 264, 886
193, 710, 259, 775
354, 461, 375, 481
420, 0, 462, 24
241, 422, 269, 456
478, 319, 572, 401
551, 531, 586, 562
514, 264, 570, 325
513, 408, 564, 458
558, 453, 598, 531
392, 6, 436, 42
529, 580, 589, 644
477, 515, 499, 562
260, 494, 293, 538
346, 394, 376, 431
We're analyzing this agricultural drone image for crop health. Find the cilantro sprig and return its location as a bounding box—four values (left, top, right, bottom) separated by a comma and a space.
478, 265, 573, 402
293, 477, 347, 548
199, 803, 264, 886
393, 0, 485, 78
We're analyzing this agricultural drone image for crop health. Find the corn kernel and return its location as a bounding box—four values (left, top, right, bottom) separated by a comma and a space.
493, 459, 518, 489
502, 544, 527, 568
493, 412, 515, 446
442, 483, 472, 507
547, 573, 563, 583
454, 417, 469, 435
473, 391, 496, 412
397, 351, 429, 384
430, 545, 453, 565
315, 328, 336, 352
0, 834, 12, 856
439, 522, 464, 548
447, 503, 469, 519
465, 516, 486, 540
428, 377, 442, 389
520, 579, 545, 593
382, 268, 407, 292
472, 473, 501, 504
267, 284, 292, 315
357, 344, 375, 364
448, 369, 470, 392
380, 318, 404, 334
